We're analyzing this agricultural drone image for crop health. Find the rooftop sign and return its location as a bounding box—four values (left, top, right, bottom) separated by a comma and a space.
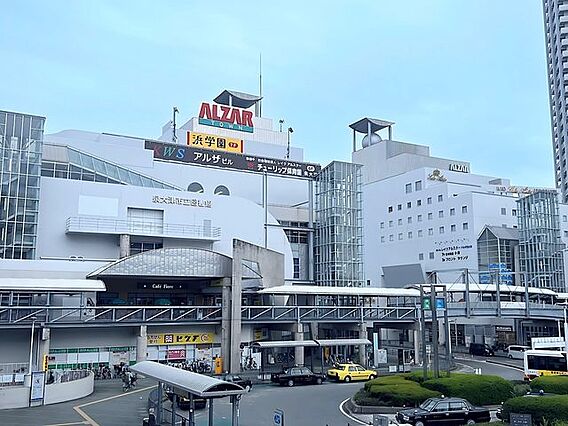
145, 140, 321, 179
198, 102, 254, 133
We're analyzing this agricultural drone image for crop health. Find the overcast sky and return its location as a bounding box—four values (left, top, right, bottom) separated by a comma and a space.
1, 1, 554, 187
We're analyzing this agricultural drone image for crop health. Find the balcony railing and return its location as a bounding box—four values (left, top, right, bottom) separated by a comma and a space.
65, 217, 221, 240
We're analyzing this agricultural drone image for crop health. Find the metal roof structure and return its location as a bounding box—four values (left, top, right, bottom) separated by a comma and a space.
251, 338, 371, 348
349, 117, 395, 134
257, 284, 419, 297
0, 278, 106, 292
131, 361, 245, 398
213, 90, 262, 109
410, 283, 557, 296
481, 225, 519, 241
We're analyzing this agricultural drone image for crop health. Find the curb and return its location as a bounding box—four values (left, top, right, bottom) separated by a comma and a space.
484, 358, 524, 371
345, 397, 404, 415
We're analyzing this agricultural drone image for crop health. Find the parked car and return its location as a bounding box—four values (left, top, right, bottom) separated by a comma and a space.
496, 390, 555, 420
506, 345, 530, 360
270, 366, 326, 387
396, 397, 491, 426
326, 363, 378, 382
165, 391, 206, 410
215, 373, 252, 392
468, 343, 494, 356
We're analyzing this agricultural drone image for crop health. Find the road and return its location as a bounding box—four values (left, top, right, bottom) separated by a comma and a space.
454, 355, 524, 381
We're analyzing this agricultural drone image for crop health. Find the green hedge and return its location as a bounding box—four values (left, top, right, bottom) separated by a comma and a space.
406, 370, 450, 384
530, 376, 568, 395
360, 375, 441, 407
421, 374, 514, 405
502, 395, 568, 425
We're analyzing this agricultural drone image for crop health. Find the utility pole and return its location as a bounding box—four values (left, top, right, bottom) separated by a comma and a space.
172, 107, 179, 143
430, 282, 439, 379
420, 285, 428, 380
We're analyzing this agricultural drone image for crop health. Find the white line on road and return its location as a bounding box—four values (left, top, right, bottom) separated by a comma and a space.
454, 357, 524, 372
339, 397, 369, 425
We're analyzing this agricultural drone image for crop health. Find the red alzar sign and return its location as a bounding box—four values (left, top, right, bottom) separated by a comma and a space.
199, 102, 254, 127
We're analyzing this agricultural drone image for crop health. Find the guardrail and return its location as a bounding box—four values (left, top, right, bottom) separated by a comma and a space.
0, 302, 564, 327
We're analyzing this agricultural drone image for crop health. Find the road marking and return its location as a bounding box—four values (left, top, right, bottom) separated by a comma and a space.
72, 385, 156, 425
339, 397, 368, 425
454, 357, 524, 372
454, 362, 476, 373
44, 422, 89, 426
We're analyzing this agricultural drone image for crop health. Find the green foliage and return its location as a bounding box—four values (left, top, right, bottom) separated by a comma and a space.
421, 373, 514, 405
502, 395, 568, 425
406, 370, 450, 384
530, 376, 568, 395
513, 382, 531, 397
361, 374, 441, 407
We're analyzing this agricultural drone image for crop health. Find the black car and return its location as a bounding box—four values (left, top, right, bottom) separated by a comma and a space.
165, 391, 207, 410
396, 397, 491, 426
215, 373, 253, 392
270, 366, 326, 387
468, 343, 494, 357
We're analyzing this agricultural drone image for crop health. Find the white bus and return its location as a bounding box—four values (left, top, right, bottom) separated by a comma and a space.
524, 349, 568, 380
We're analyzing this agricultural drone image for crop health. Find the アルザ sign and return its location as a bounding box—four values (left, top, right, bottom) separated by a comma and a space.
198, 102, 254, 133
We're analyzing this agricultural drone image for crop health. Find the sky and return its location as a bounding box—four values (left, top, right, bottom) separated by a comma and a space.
0, 1, 554, 187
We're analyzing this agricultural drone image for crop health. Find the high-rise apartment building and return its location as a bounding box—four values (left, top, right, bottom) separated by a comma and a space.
543, 0, 568, 202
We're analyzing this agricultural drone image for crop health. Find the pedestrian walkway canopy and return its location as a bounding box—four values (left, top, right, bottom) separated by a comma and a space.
251, 338, 371, 348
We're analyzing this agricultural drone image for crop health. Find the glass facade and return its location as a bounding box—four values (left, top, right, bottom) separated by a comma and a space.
517, 190, 566, 291
477, 226, 518, 285
0, 111, 45, 259
314, 161, 364, 287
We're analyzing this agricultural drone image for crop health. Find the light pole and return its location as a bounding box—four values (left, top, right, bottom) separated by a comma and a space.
28, 316, 37, 374
286, 127, 293, 159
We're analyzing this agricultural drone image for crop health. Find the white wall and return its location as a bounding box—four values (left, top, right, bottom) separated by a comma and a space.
0, 386, 30, 409
44, 372, 94, 405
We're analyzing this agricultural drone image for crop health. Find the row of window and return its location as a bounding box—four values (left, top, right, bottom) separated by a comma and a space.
388, 195, 448, 213
404, 180, 423, 194
381, 206, 469, 229
380, 222, 470, 243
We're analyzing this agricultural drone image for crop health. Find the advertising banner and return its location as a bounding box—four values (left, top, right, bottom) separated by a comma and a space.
187, 131, 243, 154
147, 333, 214, 345
30, 372, 45, 401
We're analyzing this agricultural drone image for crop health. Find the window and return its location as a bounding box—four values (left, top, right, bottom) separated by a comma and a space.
127, 208, 164, 234
428, 212, 433, 220
187, 182, 204, 193
419, 253, 424, 260
439, 226, 445, 234
389, 220, 393, 228
418, 230, 423, 237
417, 199, 422, 207
214, 185, 230, 196
438, 210, 444, 218
438, 194, 443, 202
512, 209, 517, 217
462, 205, 468, 214
380, 222, 385, 229
398, 233, 403, 240
397, 204, 402, 211
388, 206, 393, 213
417, 214, 423, 222
398, 218, 403, 226
405, 183, 412, 194
428, 228, 433, 236
293, 258, 300, 279
450, 208, 455, 216
564, 215, 567, 222
407, 216, 412, 224
501, 207, 507, 215
451, 224, 456, 232
462, 222, 469, 230
389, 234, 394, 242
408, 231, 413, 239
407, 201, 412, 209
429, 252, 435, 259
427, 197, 432, 205
565, 231, 568, 238
415, 180, 422, 191
381, 236, 385, 243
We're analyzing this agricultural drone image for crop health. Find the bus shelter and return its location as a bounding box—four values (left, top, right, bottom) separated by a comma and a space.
131, 361, 247, 426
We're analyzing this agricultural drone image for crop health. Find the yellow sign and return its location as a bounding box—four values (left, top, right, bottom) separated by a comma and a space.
147, 333, 214, 345
187, 131, 243, 154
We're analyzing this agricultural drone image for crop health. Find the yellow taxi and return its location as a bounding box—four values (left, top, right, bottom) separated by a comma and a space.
326, 363, 377, 382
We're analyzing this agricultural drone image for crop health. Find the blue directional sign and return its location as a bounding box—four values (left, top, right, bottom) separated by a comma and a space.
274, 409, 284, 426
435, 298, 446, 310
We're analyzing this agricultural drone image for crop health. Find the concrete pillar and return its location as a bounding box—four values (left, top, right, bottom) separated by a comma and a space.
221, 278, 232, 372
413, 327, 420, 365
230, 242, 243, 373
437, 319, 446, 346
119, 234, 130, 258
38, 328, 50, 370
358, 323, 367, 367
136, 325, 147, 363
294, 323, 304, 366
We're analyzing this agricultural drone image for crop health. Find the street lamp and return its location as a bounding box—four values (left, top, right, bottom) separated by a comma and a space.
28, 316, 37, 374
286, 127, 293, 159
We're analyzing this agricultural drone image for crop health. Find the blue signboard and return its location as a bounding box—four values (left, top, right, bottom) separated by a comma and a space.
435, 298, 446, 310
274, 409, 284, 426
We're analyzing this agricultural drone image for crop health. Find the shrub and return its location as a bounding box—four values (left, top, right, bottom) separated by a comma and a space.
406, 370, 450, 384
361, 374, 441, 407
364, 374, 409, 391
530, 376, 568, 395
502, 395, 568, 425
422, 374, 514, 405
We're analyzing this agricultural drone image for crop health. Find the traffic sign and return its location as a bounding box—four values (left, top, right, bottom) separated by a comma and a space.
273, 409, 284, 426
435, 298, 446, 310
422, 297, 431, 310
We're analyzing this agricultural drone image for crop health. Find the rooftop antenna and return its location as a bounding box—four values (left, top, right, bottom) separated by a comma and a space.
172, 106, 179, 143
279, 119, 284, 132
259, 53, 262, 117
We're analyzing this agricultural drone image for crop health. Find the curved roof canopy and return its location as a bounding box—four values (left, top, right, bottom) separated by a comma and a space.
88, 248, 232, 278
213, 90, 262, 109
349, 117, 394, 134
131, 361, 245, 398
